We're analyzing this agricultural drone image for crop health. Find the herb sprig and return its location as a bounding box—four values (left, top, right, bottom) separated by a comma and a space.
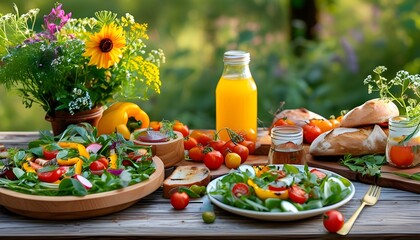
364, 66, 420, 122
340, 154, 387, 177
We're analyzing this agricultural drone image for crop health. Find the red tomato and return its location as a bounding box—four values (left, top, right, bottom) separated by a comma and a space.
220, 140, 236, 156
209, 139, 226, 152
239, 140, 256, 154
170, 191, 190, 210
188, 146, 205, 162
310, 169, 327, 179
183, 137, 198, 151
288, 185, 308, 204
173, 122, 189, 137
233, 144, 249, 164
97, 157, 109, 169
190, 130, 214, 146
149, 121, 161, 131
273, 118, 295, 127
231, 182, 250, 197
302, 124, 322, 143
389, 145, 415, 167
310, 119, 333, 133
203, 150, 224, 170
37, 168, 63, 183
268, 181, 287, 191
90, 160, 106, 175
43, 149, 58, 160
323, 210, 345, 233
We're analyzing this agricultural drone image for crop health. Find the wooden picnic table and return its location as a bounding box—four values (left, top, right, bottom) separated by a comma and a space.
0, 131, 419, 239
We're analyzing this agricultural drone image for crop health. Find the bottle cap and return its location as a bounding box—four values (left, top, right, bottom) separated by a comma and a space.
224, 50, 250, 64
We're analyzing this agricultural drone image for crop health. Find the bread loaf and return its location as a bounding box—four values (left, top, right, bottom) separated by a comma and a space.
309, 124, 388, 156
272, 108, 326, 127
340, 98, 399, 127
162, 165, 211, 198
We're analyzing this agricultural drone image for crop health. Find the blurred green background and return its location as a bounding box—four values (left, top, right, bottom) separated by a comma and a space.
1, 0, 419, 131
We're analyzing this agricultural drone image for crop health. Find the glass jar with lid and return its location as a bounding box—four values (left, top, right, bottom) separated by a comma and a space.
268, 125, 305, 165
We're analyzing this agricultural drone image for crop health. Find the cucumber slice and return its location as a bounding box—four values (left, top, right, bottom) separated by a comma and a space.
281, 200, 299, 213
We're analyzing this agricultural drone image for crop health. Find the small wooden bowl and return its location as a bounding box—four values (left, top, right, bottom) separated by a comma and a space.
132, 130, 185, 168
0, 156, 164, 220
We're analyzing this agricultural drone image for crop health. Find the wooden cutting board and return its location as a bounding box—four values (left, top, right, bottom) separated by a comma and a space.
178, 129, 420, 194
255, 130, 420, 194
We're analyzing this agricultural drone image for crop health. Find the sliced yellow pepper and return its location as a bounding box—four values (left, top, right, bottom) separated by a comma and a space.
74, 159, 83, 175
247, 179, 289, 200
97, 102, 150, 139
108, 149, 118, 169
58, 142, 89, 159
22, 162, 36, 173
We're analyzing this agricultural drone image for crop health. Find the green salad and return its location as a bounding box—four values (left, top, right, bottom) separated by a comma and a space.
0, 123, 156, 196
209, 164, 352, 212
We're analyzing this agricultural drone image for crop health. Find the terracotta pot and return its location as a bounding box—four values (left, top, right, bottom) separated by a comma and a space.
45, 106, 104, 136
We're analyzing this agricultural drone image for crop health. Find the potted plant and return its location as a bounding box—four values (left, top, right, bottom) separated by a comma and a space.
0, 3, 164, 134
364, 66, 420, 168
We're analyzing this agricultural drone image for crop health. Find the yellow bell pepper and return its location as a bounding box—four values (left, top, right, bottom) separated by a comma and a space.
97, 102, 150, 139
247, 179, 289, 200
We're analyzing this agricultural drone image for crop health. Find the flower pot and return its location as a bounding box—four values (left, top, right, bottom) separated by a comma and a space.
45, 106, 104, 136
386, 116, 420, 168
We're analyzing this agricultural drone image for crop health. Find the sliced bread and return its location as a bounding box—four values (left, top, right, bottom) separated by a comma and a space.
162, 165, 211, 198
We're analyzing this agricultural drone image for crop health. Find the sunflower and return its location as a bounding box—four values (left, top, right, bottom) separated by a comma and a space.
83, 23, 126, 69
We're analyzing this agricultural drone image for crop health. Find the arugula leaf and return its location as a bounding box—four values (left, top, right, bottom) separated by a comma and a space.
340, 154, 387, 177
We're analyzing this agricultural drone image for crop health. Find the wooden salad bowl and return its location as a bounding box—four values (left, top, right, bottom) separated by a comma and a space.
0, 156, 164, 220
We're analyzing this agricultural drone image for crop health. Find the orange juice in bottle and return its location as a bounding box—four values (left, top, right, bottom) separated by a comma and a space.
216, 51, 257, 142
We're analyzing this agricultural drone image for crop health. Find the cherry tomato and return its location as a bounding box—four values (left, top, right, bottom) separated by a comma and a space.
268, 181, 287, 191
328, 118, 341, 129
273, 118, 295, 127
220, 140, 236, 156
149, 121, 161, 131
97, 157, 109, 169
233, 144, 249, 164
302, 124, 322, 143
310, 119, 333, 133
188, 146, 205, 162
90, 160, 106, 175
203, 150, 224, 170
377, 121, 389, 127
224, 152, 241, 169
170, 191, 190, 210
389, 145, 415, 167
288, 185, 308, 204
239, 140, 256, 154
231, 182, 249, 197
323, 210, 345, 233
43, 148, 58, 160
237, 128, 257, 143
184, 137, 198, 151
310, 169, 327, 179
209, 139, 226, 152
173, 121, 189, 137
190, 130, 214, 146
37, 168, 64, 183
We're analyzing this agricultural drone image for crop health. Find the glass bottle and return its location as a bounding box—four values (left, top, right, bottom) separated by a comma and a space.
216, 51, 257, 142
386, 116, 420, 168
268, 125, 305, 165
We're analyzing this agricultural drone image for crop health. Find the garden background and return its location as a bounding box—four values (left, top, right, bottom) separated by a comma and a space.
1, 0, 419, 131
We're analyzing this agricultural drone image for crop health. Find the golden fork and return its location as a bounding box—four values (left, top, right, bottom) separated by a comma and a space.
337, 185, 382, 235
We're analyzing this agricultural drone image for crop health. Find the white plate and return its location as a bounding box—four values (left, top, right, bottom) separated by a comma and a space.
207, 165, 355, 221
